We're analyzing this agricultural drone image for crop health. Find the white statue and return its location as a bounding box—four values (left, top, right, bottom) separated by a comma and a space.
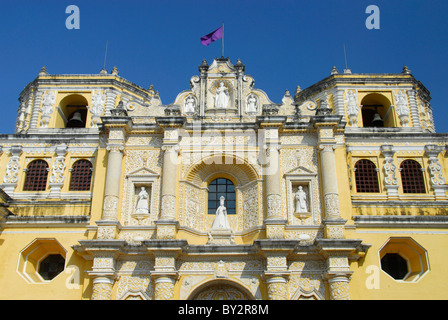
184, 95, 196, 114
215, 82, 229, 109
394, 90, 410, 127
246, 94, 258, 114
90, 91, 106, 116
345, 90, 359, 126
135, 187, 149, 214
211, 196, 231, 229
295, 186, 308, 213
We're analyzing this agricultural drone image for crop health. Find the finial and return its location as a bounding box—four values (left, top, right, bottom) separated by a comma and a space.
148, 84, 154, 93
331, 66, 339, 75
111, 66, 119, 75
343, 68, 352, 74
39, 66, 48, 76
402, 65, 411, 74
99, 68, 107, 75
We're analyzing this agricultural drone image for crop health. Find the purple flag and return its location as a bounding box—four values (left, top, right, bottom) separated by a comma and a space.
200, 26, 223, 46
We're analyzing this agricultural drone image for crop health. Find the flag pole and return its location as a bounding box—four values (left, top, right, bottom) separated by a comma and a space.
222, 22, 224, 58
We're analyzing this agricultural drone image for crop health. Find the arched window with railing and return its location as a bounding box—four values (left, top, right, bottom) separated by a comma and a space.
354, 159, 380, 193
69, 159, 93, 191
23, 159, 49, 191
400, 160, 426, 193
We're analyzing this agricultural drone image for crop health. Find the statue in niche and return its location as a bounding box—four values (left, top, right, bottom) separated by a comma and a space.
184, 95, 196, 114
211, 196, 231, 229
135, 187, 149, 214
246, 93, 258, 114
345, 90, 359, 126
215, 82, 229, 109
294, 186, 308, 213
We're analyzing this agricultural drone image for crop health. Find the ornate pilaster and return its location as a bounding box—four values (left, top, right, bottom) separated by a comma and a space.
327, 275, 351, 300
2, 145, 22, 195
151, 249, 180, 300
265, 274, 288, 300
98, 116, 132, 239
48, 143, 68, 198
153, 276, 176, 300
316, 239, 367, 300
425, 145, 447, 200
258, 116, 287, 239
89, 252, 119, 300
381, 145, 399, 200
91, 276, 115, 300
314, 114, 346, 239
156, 117, 185, 239
39, 90, 56, 128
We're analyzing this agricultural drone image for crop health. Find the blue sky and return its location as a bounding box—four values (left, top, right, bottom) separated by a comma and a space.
1, 0, 447, 133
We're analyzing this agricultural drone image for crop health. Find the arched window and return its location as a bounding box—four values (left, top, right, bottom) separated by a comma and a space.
69, 159, 93, 191
354, 159, 380, 193
400, 160, 426, 193
208, 178, 236, 215
23, 160, 49, 191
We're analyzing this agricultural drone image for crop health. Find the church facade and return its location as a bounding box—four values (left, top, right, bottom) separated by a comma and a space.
0, 58, 447, 300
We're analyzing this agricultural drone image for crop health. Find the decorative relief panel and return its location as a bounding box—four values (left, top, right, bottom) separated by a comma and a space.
179, 182, 204, 230
241, 182, 261, 230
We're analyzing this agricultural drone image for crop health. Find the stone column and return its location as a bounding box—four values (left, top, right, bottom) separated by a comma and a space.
327, 275, 351, 300
258, 116, 287, 239
89, 253, 118, 300
91, 275, 115, 300
155, 117, 185, 239
151, 250, 178, 300
315, 119, 346, 239
265, 274, 288, 300
153, 276, 176, 300
263, 251, 290, 300
97, 118, 131, 239
317, 238, 367, 300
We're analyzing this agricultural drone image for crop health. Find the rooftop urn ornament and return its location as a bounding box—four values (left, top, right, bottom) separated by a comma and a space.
215, 82, 229, 109
402, 65, 411, 74
331, 66, 339, 75
211, 196, 231, 230
39, 66, 48, 76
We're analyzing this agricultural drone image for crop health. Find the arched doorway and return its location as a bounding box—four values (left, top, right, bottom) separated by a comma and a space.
188, 280, 255, 300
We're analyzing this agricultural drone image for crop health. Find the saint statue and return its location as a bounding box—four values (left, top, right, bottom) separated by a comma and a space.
211, 196, 231, 230
215, 82, 229, 109
185, 95, 196, 114
294, 186, 308, 214
246, 94, 258, 114
135, 187, 149, 214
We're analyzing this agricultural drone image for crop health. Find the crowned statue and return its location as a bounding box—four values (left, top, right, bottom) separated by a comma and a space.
184, 95, 196, 114
211, 196, 231, 230
215, 82, 229, 109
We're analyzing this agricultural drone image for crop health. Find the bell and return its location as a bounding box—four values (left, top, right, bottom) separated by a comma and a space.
66, 111, 85, 128
371, 112, 384, 127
